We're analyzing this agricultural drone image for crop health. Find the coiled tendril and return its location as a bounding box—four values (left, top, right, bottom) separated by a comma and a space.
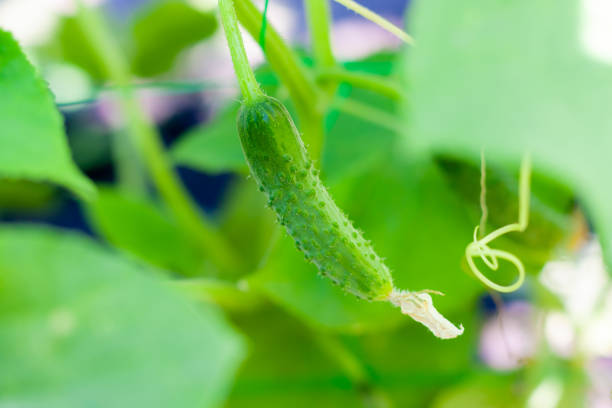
465, 154, 532, 293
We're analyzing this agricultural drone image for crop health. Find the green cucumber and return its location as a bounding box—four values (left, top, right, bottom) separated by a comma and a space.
218, 0, 463, 337
237, 95, 393, 301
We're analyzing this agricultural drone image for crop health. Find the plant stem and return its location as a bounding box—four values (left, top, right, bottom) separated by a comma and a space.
218, 0, 264, 103
330, 97, 402, 133
304, 0, 338, 98
171, 278, 264, 311
304, 0, 336, 69
317, 68, 403, 101
75, 2, 244, 274
234, 0, 325, 159
312, 332, 393, 407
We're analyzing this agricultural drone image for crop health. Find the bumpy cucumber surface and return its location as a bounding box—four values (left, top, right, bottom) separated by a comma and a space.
237, 95, 393, 300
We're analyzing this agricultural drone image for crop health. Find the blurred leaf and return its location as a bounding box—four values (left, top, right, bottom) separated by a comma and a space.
355, 306, 478, 379
130, 2, 217, 77
431, 376, 521, 408
226, 307, 367, 407
227, 306, 480, 407
219, 178, 277, 275
407, 0, 612, 270
87, 187, 205, 276
0, 180, 56, 213
0, 226, 245, 408
172, 102, 248, 174
323, 52, 400, 184
323, 84, 398, 185
55, 16, 107, 81
0, 29, 95, 200
354, 306, 481, 407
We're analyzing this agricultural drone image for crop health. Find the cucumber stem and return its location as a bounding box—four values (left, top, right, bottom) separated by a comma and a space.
304, 0, 336, 70
234, 0, 325, 159
218, 0, 264, 103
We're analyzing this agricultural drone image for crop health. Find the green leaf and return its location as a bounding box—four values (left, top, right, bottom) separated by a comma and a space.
431, 376, 521, 408
86, 187, 206, 276
0, 29, 95, 200
218, 178, 278, 276
54, 16, 107, 81
323, 52, 400, 184
130, 2, 218, 77
226, 308, 366, 407
323, 84, 398, 184
172, 102, 248, 174
407, 0, 612, 270
0, 225, 245, 408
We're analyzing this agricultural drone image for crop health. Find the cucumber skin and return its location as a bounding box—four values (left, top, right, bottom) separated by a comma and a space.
237, 96, 393, 301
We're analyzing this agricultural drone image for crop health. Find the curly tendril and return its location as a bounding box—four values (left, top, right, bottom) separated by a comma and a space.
465, 154, 532, 293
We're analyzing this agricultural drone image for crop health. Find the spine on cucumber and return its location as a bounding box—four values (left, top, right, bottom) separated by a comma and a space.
237, 95, 393, 301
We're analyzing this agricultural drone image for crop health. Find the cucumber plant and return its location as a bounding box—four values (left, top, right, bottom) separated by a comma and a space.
2, 0, 605, 406
219, 0, 463, 339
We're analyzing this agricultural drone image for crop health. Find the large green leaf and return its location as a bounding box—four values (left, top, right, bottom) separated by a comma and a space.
0, 226, 245, 407
0, 30, 94, 200
407, 0, 612, 268
86, 187, 206, 276
130, 1, 218, 77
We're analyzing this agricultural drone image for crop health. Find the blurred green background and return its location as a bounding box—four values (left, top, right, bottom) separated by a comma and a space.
0, 0, 611, 407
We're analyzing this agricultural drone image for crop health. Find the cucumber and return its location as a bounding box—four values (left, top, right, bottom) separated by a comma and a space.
237, 95, 393, 301
218, 0, 463, 337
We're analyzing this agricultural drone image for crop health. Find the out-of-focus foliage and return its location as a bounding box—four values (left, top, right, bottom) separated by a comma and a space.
431, 376, 520, 408
406, 0, 612, 271
0, 226, 245, 408
130, 1, 217, 77
54, 16, 107, 81
87, 187, 206, 276
0, 29, 94, 199
1, 0, 607, 406
172, 102, 248, 174
54, 2, 217, 81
